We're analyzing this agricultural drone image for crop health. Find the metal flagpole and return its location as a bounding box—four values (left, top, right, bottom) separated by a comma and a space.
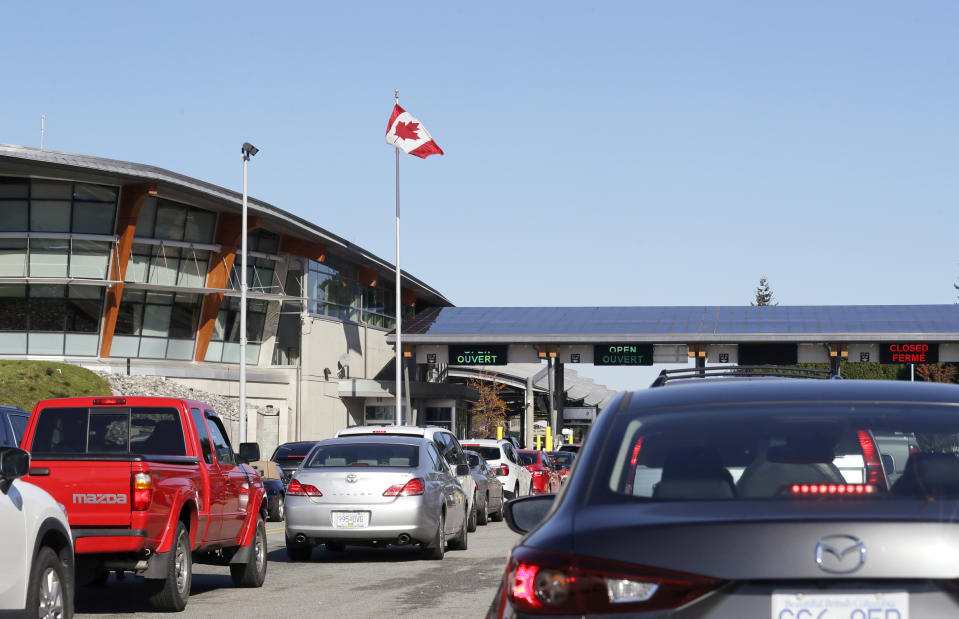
394, 89, 402, 426
240, 150, 249, 442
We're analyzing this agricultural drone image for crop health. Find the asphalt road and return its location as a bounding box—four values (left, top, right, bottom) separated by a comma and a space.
75, 520, 520, 619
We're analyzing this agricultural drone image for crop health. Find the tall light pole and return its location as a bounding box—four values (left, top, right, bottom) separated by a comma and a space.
240, 142, 258, 443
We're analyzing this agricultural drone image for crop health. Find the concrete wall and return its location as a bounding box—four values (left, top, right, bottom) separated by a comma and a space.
297, 315, 395, 439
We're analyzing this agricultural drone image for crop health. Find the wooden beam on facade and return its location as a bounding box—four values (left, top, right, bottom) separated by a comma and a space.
98, 183, 156, 358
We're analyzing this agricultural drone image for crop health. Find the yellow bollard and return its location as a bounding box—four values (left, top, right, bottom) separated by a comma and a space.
545, 427, 553, 452
496, 425, 503, 440
535, 435, 541, 450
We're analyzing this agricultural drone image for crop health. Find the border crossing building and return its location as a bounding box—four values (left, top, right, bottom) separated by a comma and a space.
0, 143, 462, 452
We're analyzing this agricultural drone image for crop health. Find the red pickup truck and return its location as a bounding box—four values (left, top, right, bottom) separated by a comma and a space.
19, 396, 268, 612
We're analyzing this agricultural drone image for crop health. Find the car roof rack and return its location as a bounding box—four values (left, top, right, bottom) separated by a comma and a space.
650, 365, 842, 387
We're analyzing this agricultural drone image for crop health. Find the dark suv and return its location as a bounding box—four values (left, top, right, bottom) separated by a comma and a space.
0, 404, 29, 447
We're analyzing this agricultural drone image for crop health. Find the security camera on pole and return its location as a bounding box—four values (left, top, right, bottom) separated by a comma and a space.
240, 141, 258, 442
385, 92, 443, 425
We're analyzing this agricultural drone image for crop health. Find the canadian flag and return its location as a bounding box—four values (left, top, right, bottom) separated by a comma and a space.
385, 104, 444, 158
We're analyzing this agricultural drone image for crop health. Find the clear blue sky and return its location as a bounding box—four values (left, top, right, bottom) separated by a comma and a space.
2, 2, 958, 389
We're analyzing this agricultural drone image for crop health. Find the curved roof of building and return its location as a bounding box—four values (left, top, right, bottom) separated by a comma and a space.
0, 143, 451, 307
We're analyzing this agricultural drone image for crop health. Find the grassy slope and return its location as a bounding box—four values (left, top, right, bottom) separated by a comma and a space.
0, 360, 112, 413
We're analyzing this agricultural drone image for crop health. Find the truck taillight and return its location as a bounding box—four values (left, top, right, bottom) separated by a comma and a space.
133, 472, 152, 511
383, 478, 425, 497
238, 481, 250, 511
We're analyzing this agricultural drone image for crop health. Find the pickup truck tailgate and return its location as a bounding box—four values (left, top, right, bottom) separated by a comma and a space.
28, 458, 134, 527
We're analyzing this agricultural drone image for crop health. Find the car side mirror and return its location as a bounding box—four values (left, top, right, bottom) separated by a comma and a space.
238, 442, 260, 463
455, 464, 470, 477
505, 493, 555, 534
0, 447, 30, 494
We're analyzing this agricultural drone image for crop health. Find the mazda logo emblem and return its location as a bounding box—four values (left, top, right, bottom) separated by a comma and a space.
815, 535, 867, 574
345, 473, 358, 483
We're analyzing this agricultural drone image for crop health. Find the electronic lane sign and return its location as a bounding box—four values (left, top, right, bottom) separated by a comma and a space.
879, 343, 938, 364
738, 344, 798, 366
593, 344, 654, 366
448, 345, 508, 366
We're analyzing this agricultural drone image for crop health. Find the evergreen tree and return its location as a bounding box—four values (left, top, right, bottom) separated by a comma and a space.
751, 277, 777, 306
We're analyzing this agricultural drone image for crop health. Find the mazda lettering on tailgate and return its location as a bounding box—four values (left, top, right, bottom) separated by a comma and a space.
73, 493, 128, 504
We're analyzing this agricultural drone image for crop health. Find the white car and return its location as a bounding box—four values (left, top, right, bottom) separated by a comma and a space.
0, 446, 74, 618
335, 425, 480, 532
459, 438, 532, 499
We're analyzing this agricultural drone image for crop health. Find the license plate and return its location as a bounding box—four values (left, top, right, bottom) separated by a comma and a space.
331, 511, 370, 528
772, 591, 908, 619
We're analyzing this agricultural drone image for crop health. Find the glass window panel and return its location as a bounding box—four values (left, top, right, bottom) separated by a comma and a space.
31, 181, 72, 199
0, 201, 28, 231
72, 202, 116, 235
212, 310, 228, 341
126, 252, 149, 282
177, 252, 206, 287
154, 202, 187, 241
64, 333, 99, 356
29, 239, 69, 277
145, 291, 173, 305
0, 332, 27, 354
142, 305, 171, 337
110, 335, 140, 358
138, 337, 168, 358
169, 302, 198, 339
247, 312, 266, 343
0, 239, 27, 276
184, 209, 215, 243
135, 198, 157, 238
70, 240, 110, 279
115, 300, 142, 335
30, 200, 71, 232
0, 179, 28, 198
28, 332, 64, 355
221, 342, 240, 363
149, 256, 179, 286
68, 285, 101, 300
165, 339, 194, 360
246, 343, 260, 365
0, 286, 27, 330
205, 340, 224, 362
66, 297, 102, 333
29, 297, 66, 331
73, 184, 117, 202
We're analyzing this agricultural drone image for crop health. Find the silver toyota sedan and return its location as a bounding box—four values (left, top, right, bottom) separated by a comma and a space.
285, 435, 469, 560
493, 379, 959, 617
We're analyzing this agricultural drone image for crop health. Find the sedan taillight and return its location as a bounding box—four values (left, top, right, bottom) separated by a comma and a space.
287, 479, 322, 497
503, 547, 722, 615
383, 478, 425, 497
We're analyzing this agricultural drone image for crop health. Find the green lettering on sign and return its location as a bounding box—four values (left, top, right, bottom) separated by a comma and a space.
448, 345, 508, 366
594, 344, 654, 366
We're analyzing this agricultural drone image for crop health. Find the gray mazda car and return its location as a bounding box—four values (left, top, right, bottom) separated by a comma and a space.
492, 378, 959, 617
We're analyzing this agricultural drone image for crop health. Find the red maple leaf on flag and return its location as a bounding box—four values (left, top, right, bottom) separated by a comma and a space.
394, 120, 420, 141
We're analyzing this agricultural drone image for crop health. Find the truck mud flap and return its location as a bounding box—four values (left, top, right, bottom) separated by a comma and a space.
142, 549, 171, 580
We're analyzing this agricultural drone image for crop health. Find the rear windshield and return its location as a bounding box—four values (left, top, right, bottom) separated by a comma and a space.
272, 442, 317, 460
31, 407, 186, 456
462, 445, 501, 461
550, 452, 574, 467
607, 403, 959, 501
517, 452, 538, 466
303, 443, 420, 468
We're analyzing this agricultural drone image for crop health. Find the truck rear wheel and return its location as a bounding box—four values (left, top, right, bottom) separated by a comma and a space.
146, 521, 191, 612
230, 516, 267, 588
